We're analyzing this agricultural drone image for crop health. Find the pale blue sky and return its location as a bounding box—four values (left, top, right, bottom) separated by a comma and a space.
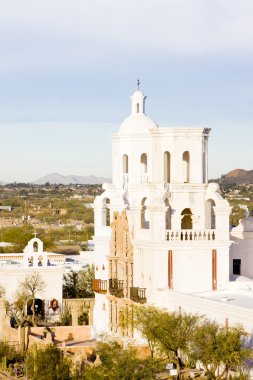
0, 0, 253, 182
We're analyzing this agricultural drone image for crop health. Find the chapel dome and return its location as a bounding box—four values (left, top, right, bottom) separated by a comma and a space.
118, 88, 159, 135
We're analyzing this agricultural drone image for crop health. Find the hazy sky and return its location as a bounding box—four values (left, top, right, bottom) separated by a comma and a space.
0, 0, 253, 182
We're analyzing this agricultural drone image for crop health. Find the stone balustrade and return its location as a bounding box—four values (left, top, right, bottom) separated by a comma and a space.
166, 229, 216, 242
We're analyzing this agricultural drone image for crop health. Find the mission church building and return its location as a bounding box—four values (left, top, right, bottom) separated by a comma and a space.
92, 87, 253, 337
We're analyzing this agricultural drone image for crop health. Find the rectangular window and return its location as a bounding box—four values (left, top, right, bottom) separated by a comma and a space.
233, 259, 241, 275
212, 249, 217, 291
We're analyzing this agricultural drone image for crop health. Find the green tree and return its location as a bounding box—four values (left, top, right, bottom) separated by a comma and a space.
134, 305, 160, 358
190, 320, 252, 380
78, 265, 95, 297
63, 265, 94, 299
0, 341, 20, 362
26, 344, 71, 380
0, 226, 54, 253
134, 306, 200, 376
6, 289, 31, 353
63, 271, 80, 298
0, 226, 34, 252
74, 339, 163, 380
19, 273, 45, 326
59, 303, 72, 326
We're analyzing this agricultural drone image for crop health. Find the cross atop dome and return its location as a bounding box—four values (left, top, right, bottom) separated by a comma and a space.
117, 87, 159, 134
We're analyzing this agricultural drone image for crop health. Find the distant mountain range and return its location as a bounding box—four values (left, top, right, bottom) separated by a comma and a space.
213, 169, 253, 185
0, 173, 111, 185
1, 169, 252, 185
34, 173, 111, 185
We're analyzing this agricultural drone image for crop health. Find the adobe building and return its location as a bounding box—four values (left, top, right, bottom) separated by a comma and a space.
0, 237, 63, 319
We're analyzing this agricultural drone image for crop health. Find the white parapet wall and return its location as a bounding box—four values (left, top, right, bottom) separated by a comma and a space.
156, 288, 253, 333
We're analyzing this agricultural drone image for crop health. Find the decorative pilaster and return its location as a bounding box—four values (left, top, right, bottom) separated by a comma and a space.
149, 199, 167, 241
213, 205, 232, 241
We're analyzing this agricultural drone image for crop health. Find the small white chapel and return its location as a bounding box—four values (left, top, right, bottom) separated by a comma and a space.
0, 236, 64, 318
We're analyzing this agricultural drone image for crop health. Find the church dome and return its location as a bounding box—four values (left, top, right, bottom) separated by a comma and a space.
119, 114, 158, 135
118, 88, 159, 135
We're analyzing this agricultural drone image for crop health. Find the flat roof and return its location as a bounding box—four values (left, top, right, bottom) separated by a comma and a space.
197, 289, 253, 310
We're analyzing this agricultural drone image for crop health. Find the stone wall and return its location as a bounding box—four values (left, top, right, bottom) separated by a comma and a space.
30, 325, 91, 342
1, 325, 19, 342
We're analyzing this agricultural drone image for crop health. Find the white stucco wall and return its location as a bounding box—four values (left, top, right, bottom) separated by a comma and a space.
230, 219, 253, 279
156, 289, 253, 333
93, 292, 108, 335
0, 267, 63, 306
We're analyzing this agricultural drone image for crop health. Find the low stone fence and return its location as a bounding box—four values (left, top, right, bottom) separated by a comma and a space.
30, 325, 92, 342
61, 343, 97, 367
28, 333, 46, 349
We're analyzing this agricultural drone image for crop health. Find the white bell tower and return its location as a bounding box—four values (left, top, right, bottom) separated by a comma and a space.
93, 86, 231, 337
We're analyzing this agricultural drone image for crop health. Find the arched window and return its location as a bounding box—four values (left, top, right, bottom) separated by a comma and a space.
181, 208, 193, 229
165, 199, 171, 230
106, 200, 110, 226
164, 151, 171, 183
141, 198, 149, 229
136, 103, 140, 113
28, 256, 33, 267
205, 199, 216, 229
140, 153, 147, 174
122, 154, 128, 174
182, 151, 190, 183
102, 198, 110, 226
33, 241, 38, 252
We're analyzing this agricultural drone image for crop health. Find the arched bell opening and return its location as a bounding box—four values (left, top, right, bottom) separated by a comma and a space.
165, 199, 171, 229
205, 199, 216, 229
182, 151, 190, 183
181, 208, 193, 229
102, 198, 111, 227
28, 256, 33, 267
164, 151, 171, 183
122, 154, 129, 174
38, 255, 43, 266
141, 198, 149, 229
33, 241, 38, 252
140, 153, 147, 174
